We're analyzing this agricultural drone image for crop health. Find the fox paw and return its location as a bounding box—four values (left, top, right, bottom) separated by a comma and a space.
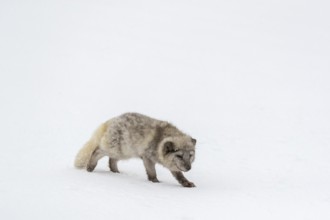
87, 166, 95, 172
148, 177, 160, 183
182, 181, 196, 187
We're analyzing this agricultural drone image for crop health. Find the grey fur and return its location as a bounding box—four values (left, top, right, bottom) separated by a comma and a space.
109, 158, 119, 173
78, 113, 197, 187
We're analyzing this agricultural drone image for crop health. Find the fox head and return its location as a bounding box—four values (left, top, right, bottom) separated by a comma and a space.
159, 136, 196, 172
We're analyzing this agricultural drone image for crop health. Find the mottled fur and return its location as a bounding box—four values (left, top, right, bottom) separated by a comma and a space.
74, 113, 197, 187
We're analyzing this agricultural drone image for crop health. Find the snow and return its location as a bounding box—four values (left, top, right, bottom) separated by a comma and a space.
1, 0, 330, 219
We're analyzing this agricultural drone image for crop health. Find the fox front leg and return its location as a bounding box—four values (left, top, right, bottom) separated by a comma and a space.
171, 171, 195, 187
142, 157, 159, 183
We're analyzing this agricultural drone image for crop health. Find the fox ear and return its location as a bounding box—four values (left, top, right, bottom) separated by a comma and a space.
191, 138, 197, 145
164, 141, 175, 153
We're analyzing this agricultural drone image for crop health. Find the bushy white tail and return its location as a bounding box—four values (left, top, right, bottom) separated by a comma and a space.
74, 123, 107, 168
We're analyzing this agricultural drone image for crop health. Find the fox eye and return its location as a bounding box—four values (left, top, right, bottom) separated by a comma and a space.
176, 155, 183, 159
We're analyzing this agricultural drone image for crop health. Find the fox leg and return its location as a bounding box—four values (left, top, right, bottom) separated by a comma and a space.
142, 157, 159, 183
171, 171, 195, 187
86, 148, 105, 172
109, 158, 120, 173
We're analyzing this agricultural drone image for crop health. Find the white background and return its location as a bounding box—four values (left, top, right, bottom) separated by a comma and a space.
0, 0, 329, 219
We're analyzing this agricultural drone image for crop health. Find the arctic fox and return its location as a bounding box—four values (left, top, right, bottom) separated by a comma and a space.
74, 113, 196, 187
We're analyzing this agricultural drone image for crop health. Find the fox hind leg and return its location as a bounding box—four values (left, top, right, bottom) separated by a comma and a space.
86, 148, 105, 172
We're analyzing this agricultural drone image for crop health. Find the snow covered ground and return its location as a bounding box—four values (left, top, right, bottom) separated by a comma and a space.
1, 0, 330, 219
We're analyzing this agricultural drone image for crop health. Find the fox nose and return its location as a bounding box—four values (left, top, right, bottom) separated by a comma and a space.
185, 164, 191, 171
